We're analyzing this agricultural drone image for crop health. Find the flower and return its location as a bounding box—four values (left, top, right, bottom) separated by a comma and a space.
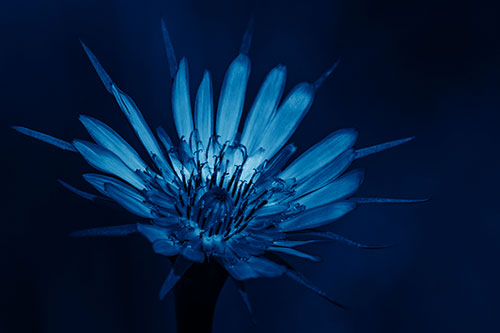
13, 19, 423, 308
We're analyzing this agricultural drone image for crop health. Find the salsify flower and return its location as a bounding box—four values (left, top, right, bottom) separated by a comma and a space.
13, 20, 423, 310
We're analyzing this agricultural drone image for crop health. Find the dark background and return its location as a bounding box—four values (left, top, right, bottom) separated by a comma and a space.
1, 0, 498, 332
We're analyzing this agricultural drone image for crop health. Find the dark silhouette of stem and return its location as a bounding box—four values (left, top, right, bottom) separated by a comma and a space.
174, 261, 228, 333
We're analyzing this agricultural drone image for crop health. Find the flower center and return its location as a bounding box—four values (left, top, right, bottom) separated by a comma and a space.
197, 187, 235, 230
147, 135, 298, 243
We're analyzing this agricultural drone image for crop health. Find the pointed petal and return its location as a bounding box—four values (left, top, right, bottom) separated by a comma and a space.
291, 231, 393, 249
294, 149, 354, 194
178, 139, 195, 172
295, 169, 364, 209
225, 256, 287, 281
80, 41, 113, 93
239, 16, 254, 55
180, 243, 205, 263
172, 57, 194, 140
156, 127, 183, 179
159, 256, 193, 300
70, 224, 138, 237
355, 137, 414, 159
285, 268, 346, 309
152, 239, 179, 256
79, 115, 148, 172
58, 179, 96, 200
257, 144, 296, 181
216, 54, 251, 144
314, 60, 340, 89
279, 201, 356, 232
12, 126, 76, 152
81, 43, 173, 178
161, 19, 178, 79
272, 239, 324, 247
240, 65, 287, 154
352, 197, 428, 204
257, 82, 315, 161
104, 182, 154, 218
81, 43, 172, 177
268, 246, 321, 262
195, 70, 214, 148
83, 173, 128, 193
137, 223, 171, 242
110, 85, 173, 178
82, 42, 168, 172
83, 174, 152, 218
280, 128, 358, 182
73, 140, 145, 189
233, 279, 255, 320
61, 176, 121, 209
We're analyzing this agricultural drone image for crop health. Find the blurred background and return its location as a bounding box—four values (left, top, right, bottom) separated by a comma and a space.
1, 0, 498, 332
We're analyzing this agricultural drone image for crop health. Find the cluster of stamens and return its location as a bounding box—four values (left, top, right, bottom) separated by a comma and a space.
144, 133, 291, 244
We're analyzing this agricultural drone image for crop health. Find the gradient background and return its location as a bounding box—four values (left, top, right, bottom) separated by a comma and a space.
1, 0, 498, 332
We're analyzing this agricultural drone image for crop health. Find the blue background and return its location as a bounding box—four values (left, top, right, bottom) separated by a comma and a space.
1, 0, 498, 332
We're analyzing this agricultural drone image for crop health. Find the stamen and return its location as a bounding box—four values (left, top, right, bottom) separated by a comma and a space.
140, 131, 295, 244
174, 204, 183, 217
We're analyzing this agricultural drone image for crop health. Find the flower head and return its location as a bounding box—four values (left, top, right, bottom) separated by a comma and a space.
13, 19, 423, 307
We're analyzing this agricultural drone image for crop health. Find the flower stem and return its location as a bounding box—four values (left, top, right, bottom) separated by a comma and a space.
174, 261, 228, 333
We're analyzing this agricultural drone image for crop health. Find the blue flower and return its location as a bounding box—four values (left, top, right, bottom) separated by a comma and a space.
13, 19, 423, 308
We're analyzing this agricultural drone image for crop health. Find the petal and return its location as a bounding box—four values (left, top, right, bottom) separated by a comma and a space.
280, 128, 358, 182
314, 60, 340, 89
352, 197, 428, 204
79, 115, 148, 172
104, 183, 154, 218
239, 147, 265, 181
110, 85, 173, 179
83, 173, 152, 218
12, 126, 76, 152
195, 70, 214, 149
216, 54, 251, 144
58, 179, 97, 201
81, 43, 173, 178
285, 268, 346, 309
290, 231, 393, 249
239, 16, 254, 55
255, 144, 297, 184
83, 173, 128, 193
268, 246, 321, 262
294, 169, 364, 209
156, 127, 184, 179
257, 82, 315, 161
272, 239, 324, 247
233, 280, 254, 319
172, 57, 194, 140
225, 256, 287, 281
294, 149, 354, 194
70, 224, 138, 237
74, 140, 145, 189
144, 188, 177, 213
152, 239, 179, 256
180, 242, 205, 263
240, 65, 286, 154
355, 136, 414, 159
159, 256, 193, 300
81, 42, 172, 178
205, 135, 222, 169
160, 19, 178, 79
137, 223, 171, 242
279, 201, 356, 232
80, 41, 113, 93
